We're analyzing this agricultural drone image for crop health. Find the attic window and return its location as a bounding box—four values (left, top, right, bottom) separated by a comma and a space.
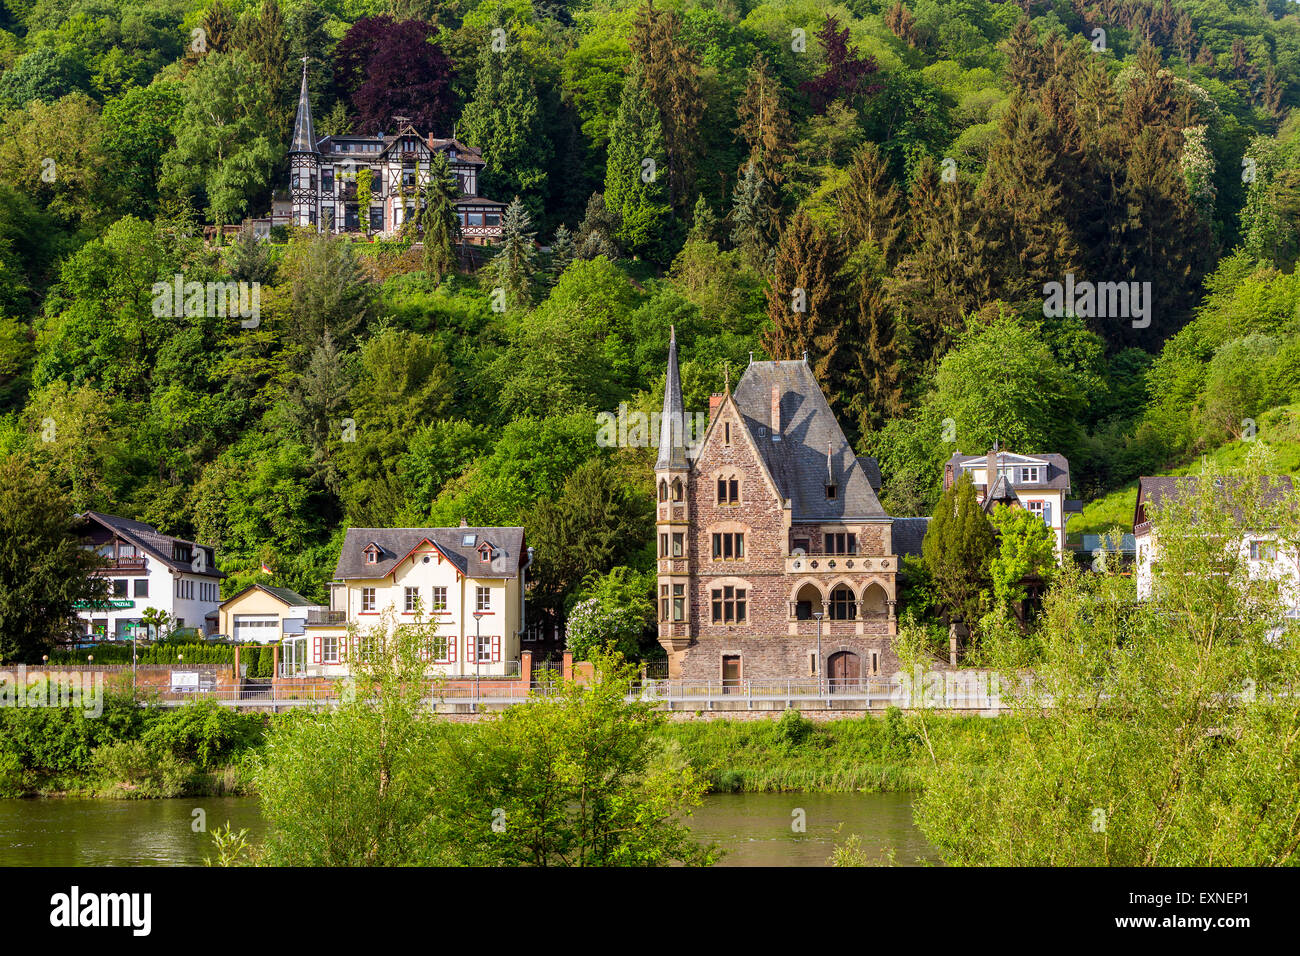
724, 422, 731, 445
365, 547, 379, 565
1019, 467, 1040, 483
462, 533, 477, 546
825, 484, 838, 501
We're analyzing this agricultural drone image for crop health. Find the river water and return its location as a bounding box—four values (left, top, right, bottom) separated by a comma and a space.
0, 792, 937, 867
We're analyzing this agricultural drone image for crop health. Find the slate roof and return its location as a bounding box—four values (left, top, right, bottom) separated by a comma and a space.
857, 456, 882, 492
429, 137, 487, 166
732, 360, 887, 521
1134, 475, 1295, 534
77, 512, 223, 579
892, 517, 931, 558
290, 64, 317, 154
334, 527, 527, 580
219, 583, 315, 610
656, 328, 688, 470
946, 452, 1072, 492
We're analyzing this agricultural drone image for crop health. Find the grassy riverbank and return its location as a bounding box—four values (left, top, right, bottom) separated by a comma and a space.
2, 693, 1002, 799
661, 709, 1006, 794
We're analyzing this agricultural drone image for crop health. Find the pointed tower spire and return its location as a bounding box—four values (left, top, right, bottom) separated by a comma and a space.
656, 326, 688, 470
291, 57, 318, 155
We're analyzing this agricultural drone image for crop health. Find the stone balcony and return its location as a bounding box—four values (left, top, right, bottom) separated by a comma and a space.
785, 554, 897, 574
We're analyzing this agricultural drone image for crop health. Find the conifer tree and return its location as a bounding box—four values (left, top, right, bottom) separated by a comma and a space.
417, 152, 461, 283
841, 141, 903, 264
488, 197, 538, 311
575, 192, 621, 260
977, 94, 1081, 299
736, 54, 794, 185
1002, 18, 1046, 94
760, 210, 848, 405
629, 0, 704, 214
730, 161, 774, 270
549, 224, 575, 280
688, 194, 717, 244
461, 15, 551, 220
922, 472, 994, 635
846, 276, 905, 434
604, 69, 673, 261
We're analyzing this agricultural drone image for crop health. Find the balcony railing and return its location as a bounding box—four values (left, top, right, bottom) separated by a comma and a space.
306, 609, 347, 625
94, 556, 147, 572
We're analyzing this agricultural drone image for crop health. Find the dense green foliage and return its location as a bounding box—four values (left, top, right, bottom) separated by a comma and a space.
4, 0, 1300, 655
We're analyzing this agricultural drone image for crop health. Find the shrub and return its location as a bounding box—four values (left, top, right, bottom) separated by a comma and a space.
139, 700, 265, 772
91, 740, 193, 798
774, 709, 814, 750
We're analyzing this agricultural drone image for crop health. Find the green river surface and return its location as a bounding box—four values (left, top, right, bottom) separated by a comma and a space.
0, 791, 938, 866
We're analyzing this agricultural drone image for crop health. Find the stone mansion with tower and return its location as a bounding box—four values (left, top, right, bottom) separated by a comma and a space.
287, 61, 506, 242
654, 332, 928, 685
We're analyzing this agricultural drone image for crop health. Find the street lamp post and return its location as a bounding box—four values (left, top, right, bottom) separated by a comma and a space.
131, 624, 138, 699
473, 610, 486, 707
813, 610, 825, 697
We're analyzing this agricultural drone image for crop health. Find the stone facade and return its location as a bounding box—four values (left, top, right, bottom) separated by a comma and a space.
654, 334, 903, 683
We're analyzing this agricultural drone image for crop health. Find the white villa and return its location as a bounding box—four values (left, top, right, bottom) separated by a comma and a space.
73, 512, 223, 639
1132, 475, 1300, 603
285, 524, 534, 678
943, 447, 1081, 557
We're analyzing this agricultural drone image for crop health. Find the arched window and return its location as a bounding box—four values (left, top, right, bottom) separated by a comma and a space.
671, 478, 684, 502
829, 585, 857, 620
658, 479, 668, 502
861, 584, 888, 617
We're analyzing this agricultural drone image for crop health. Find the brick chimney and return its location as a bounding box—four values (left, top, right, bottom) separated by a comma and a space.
708, 393, 724, 423
770, 386, 781, 439
985, 443, 999, 493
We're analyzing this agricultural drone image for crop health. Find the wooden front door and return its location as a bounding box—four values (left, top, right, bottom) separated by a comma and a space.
827, 651, 860, 692
722, 655, 741, 694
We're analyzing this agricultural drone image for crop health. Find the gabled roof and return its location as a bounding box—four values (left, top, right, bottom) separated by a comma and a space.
1133, 475, 1295, 535
76, 511, 224, 579
220, 583, 315, 610
429, 137, 486, 165
946, 451, 1072, 492
732, 360, 887, 521
334, 527, 526, 580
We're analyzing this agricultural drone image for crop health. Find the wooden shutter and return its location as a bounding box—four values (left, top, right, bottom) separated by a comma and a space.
492, 635, 501, 661
467, 634, 475, 661
313, 637, 321, 663
448, 634, 456, 662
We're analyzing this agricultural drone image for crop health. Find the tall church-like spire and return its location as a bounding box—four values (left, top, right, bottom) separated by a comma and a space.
656, 326, 688, 470
290, 57, 318, 155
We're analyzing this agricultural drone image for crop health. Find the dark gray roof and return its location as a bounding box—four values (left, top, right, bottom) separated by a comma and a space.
1134, 475, 1295, 533
430, 137, 486, 166
656, 328, 688, 470
946, 451, 1072, 493
220, 583, 315, 609
290, 63, 317, 154
892, 517, 930, 558
334, 527, 526, 580
857, 456, 882, 492
732, 360, 887, 521
77, 511, 223, 579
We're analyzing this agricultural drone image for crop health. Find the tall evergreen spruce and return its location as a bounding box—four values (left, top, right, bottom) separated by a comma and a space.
461, 16, 551, 220
730, 161, 774, 270
922, 472, 994, 637
629, 0, 704, 214
548, 224, 575, 280
604, 69, 673, 262
760, 210, 848, 407
847, 277, 905, 434
489, 196, 538, 311
575, 192, 621, 260
736, 54, 794, 186
417, 152, 461, 283
841, 141, 904, 264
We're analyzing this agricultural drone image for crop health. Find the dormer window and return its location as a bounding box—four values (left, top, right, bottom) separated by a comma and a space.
364, 545, 380, 565
826, 484, 837, 501
478, 543, 492, 562
1019, 467, 1040, 483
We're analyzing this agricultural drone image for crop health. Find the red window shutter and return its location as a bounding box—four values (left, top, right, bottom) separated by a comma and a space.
492, 635, 501, 662
467, 634, 474, 661
448, 636, 456, 662
313, 637, 321, 663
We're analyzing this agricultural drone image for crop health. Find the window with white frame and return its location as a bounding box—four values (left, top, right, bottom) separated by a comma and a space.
361, 587, 376, 611
476, 586, 491, 612
322, 634, 339, 664
1019, 467, 1040, 483
431, 586, 447, 611
1250, 540, 1278, 562
1026, 501, 1045, 522
404, 586, 419, 612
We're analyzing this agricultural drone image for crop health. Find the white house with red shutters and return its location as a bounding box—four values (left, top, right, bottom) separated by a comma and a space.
285, 524, 533, 678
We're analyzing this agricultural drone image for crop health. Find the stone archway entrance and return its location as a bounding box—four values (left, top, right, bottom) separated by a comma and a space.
826, 650, 861, 692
